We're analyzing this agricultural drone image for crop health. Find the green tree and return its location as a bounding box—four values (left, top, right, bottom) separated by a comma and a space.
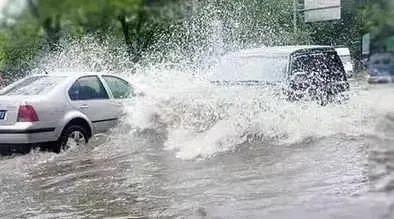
360, 0, 394, 51
0, 0, 183, 77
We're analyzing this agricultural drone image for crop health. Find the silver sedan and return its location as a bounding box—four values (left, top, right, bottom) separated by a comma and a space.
0, 72, 134, 154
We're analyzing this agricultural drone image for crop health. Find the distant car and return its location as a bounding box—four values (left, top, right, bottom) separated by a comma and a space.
335, 47, 354, 78
0, 72, 134, 154
367, 53, 394, 83
211, 46, 349, 104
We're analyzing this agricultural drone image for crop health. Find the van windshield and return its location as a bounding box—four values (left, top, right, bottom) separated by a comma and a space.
339, 55, 351, 64
291, 51, 346, 81
369, 54, 394, 66
211, 55, 288, 83
2, 75, 67, 96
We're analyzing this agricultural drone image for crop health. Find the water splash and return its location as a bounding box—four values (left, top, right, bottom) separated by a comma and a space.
26, 1, 391, 160
121, 67, 387, 160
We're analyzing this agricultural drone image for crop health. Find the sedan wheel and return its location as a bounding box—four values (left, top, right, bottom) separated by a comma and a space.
66, 130, 87, 147
54, 125, 89, 153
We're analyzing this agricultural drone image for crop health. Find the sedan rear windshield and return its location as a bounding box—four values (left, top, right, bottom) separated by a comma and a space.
2, 76, 66, 96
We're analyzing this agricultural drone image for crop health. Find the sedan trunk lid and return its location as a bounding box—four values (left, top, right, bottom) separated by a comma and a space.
0, 96, 33, 125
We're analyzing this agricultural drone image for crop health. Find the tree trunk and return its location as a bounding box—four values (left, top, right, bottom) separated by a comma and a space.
28, 0, 61, 50
118, 14, 132, 56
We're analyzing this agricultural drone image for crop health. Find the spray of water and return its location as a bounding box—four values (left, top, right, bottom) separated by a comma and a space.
27, 1, 392, 160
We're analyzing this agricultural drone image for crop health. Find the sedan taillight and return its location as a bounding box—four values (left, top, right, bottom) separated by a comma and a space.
18, 105, 39, 122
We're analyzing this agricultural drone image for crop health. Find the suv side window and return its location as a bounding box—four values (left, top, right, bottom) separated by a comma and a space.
69, 76, 109, 100
102, 76, 134, 99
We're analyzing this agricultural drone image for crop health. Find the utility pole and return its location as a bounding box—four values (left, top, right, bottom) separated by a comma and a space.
293, 0, 297, 34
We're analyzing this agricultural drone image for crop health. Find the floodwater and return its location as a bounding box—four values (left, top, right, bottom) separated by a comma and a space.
0, 80, 394, 218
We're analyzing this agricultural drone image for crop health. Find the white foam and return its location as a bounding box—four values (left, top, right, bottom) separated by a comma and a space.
120, 66, 390, 160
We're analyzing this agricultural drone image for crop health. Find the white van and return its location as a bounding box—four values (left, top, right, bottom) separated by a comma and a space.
335, 47, 354, 78
211, 46, 349, 103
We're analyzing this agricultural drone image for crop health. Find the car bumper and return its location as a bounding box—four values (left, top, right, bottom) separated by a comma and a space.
0, 123, 58, 144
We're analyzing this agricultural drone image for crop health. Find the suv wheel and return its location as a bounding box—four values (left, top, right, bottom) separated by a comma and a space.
54, 125, 89, 153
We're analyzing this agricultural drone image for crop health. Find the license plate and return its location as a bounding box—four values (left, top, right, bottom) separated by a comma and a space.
0, 110, 7, 120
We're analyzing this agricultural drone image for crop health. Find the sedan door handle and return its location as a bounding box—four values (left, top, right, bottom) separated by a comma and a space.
79, 104, 89, 109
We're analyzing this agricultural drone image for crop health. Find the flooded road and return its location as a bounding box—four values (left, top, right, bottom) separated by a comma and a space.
0, 82, 393, 218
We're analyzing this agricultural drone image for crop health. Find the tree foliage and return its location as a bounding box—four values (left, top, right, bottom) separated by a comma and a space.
0, 0, 183, 78
360, 0, 394, 51
0, 0, 376, 78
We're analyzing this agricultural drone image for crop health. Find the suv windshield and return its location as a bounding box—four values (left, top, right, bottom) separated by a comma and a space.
2, 75, 66, 96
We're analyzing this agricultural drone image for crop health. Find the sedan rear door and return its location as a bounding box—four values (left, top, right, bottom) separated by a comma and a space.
68, 76, 119, 133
